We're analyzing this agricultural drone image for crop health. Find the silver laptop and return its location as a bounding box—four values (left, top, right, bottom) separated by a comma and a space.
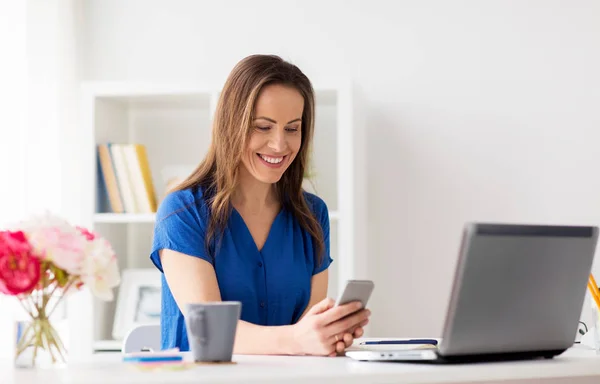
347, 223, 598, 363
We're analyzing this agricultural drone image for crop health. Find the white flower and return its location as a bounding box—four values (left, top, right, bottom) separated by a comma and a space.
79, 238, 120, 301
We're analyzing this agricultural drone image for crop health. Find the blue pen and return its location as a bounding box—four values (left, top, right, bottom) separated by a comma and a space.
123, 355, 183, 363
360, 339, 438, 345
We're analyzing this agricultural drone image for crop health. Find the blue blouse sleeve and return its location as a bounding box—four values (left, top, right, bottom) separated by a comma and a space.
150, 189, 212, 272
308, 194, 333, 275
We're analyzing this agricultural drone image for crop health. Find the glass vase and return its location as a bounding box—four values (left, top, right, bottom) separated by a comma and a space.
14, 294, 68, 369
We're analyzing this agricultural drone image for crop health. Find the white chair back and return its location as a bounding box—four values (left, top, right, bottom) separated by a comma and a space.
122, 324, 161, 353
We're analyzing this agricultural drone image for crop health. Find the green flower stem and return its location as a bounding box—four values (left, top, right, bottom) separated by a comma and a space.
31, 328, 39, 366
46, 279, 74, 319
17, 297, 33, 319
27, 294, 39, 317
15, 322, 34, 356
49, 326, 66, 362
40, 320, 58, 363
46, 281, 59, 302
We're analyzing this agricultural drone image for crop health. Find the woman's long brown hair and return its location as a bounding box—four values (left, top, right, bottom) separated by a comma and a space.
174, 54, 325, 265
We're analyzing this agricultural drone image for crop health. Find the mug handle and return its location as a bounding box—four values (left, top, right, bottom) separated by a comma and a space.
189, 308, 209, 346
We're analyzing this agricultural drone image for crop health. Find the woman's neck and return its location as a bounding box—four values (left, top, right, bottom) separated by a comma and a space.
232, 167, 278, 214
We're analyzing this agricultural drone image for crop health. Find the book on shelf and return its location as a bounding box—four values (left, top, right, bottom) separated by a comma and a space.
97, 143, 158, 214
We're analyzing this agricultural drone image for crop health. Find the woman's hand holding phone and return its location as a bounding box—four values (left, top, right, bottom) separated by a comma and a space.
290, 297, 370, 356
332, 279, 374, 354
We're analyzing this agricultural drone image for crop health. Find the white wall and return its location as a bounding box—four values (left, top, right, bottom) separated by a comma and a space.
0, 0, 27, 226
82, 0, 600, 337
0, 0, 83, 361
27, 0, 83, 221
0, 0, 28, 362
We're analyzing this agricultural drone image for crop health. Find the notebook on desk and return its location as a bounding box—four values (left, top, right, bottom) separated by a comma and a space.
346, 223, 598, 364
347, 339, 438, 352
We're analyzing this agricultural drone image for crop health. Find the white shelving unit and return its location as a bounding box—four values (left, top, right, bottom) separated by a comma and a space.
67, 80, 366, 356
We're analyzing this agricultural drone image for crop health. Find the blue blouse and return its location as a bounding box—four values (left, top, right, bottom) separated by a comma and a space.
149, 187, 333, 351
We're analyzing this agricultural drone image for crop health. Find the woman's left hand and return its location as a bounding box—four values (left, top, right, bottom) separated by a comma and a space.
334, 319, 369, 355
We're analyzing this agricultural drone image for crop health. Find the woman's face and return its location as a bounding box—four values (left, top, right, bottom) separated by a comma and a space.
241, 84, 303, 185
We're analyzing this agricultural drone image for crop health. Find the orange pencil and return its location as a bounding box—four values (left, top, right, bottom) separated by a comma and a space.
590, 273, 600, 295
590, 274, 600, 303
588, 279, 600, 311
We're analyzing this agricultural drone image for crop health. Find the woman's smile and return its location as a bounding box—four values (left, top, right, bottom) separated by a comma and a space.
257, 153, 286, 168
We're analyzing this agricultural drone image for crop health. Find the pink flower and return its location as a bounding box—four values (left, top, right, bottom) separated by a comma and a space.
0, 231, 41, 295
19, 213, 86, 275
76, 226, 96, 241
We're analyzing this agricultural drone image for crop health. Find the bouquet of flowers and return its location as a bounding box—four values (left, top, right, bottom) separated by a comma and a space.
0, 212, 120, 367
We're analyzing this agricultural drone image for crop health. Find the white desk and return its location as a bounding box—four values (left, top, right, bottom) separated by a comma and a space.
5, 345, 600, 384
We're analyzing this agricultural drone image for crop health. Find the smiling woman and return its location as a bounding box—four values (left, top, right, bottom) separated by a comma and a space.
149, 54, 371, 357
242, 84, 304, 185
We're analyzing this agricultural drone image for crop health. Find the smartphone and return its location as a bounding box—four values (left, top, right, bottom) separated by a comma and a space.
335, 279, 374, 309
